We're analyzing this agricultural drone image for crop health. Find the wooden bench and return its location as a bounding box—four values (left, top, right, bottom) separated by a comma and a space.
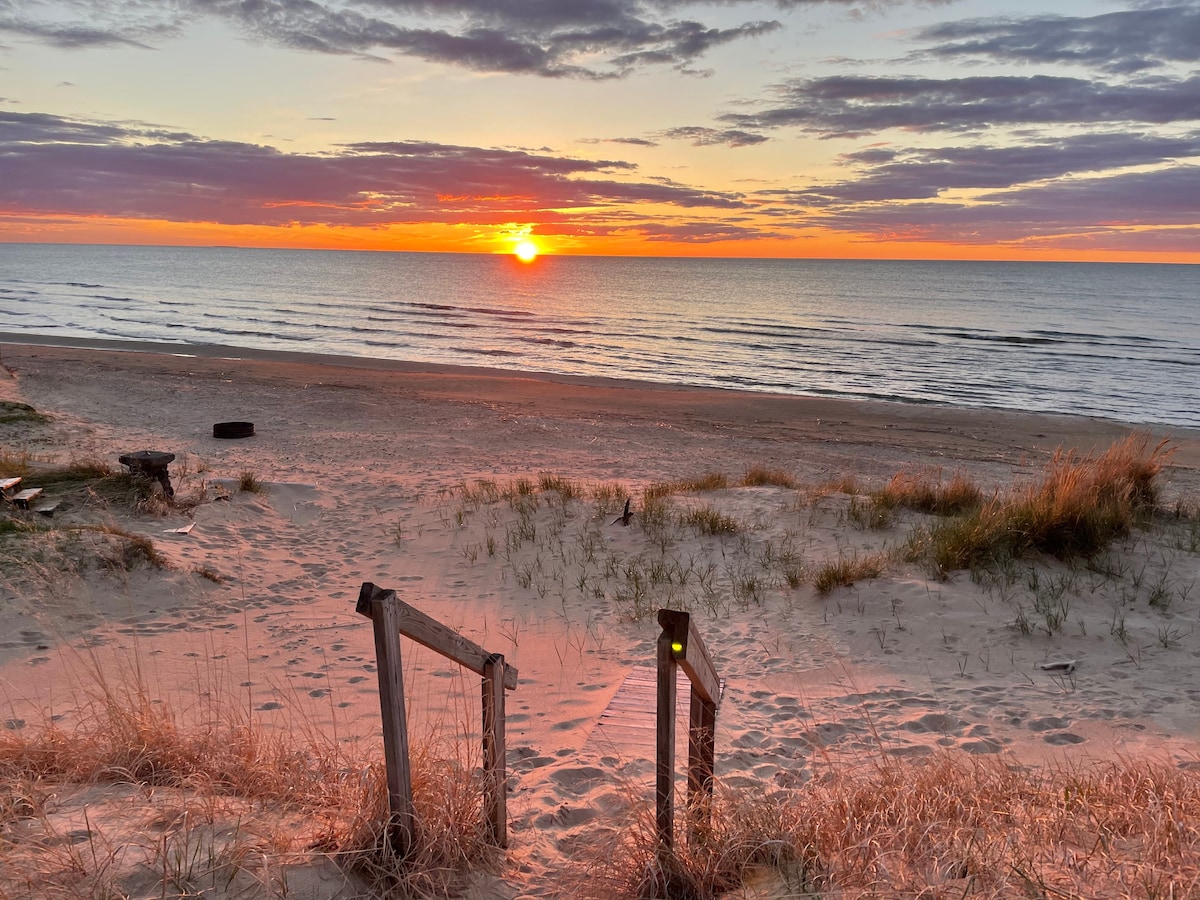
0, 476, 21, 498
11, 487, 43, 510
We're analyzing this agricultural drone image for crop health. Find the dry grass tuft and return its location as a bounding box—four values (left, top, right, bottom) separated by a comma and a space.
681, 505, 741, 536
573, 754, 1200, 898
93, 526, 167, 571
0, 668, 496, 898
911, 433, 1174, 575
537, 473, 586, 501
24, 457, 116, 488
237, 470, 266, 494
0, 449, 36, 477
336, 745, 501, 896
813, 551, 888, 595
740, 467, 798, 489
873, 468, 983, 516
646, 473, 728, 500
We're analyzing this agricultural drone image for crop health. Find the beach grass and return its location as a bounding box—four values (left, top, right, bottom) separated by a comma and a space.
576, 754, 1200, 899
907, 433, 1174, 576
7, 671, 1200, 899
0, 663, 496, 899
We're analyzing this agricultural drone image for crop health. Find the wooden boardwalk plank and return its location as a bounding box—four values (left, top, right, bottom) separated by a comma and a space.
585, 666, 694, 756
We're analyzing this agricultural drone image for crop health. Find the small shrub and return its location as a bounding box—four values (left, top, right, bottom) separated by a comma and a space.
0, 401, 47, 425
238, 470, 266, 494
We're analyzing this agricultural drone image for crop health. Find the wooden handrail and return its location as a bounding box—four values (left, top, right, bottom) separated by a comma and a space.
357, 583, 518, 689
654, 608, 721, 851
356, 582, 518, 851
657, 609, 720, 705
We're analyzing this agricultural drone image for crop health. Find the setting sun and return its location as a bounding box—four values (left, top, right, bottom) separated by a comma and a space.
514, 240, 539, 263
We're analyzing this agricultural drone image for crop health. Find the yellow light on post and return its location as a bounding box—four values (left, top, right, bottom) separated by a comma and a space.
671, 641, 684, 654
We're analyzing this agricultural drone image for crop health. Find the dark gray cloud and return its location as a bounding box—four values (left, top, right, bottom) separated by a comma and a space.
790, 165, 1200, 245
0, 0, 956, 78
914, 3, 1200, 75
724, 73, 1200, 137
781, 132, 1200, 204
0, 0, 790, 77
0, 110, 748, 227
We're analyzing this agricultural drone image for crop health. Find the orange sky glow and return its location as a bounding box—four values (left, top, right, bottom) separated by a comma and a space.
1, 215, 1195, 265
3, 1, 1199, 264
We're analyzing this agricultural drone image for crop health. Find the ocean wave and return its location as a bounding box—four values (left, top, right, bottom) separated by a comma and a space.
515, 337, 578, 349
449, 346, 522, 357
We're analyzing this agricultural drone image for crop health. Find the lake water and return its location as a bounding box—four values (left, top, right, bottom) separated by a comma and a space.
1, 244, 1197, 427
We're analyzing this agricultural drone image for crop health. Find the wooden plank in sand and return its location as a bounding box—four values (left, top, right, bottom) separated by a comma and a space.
585, 666, 695, 755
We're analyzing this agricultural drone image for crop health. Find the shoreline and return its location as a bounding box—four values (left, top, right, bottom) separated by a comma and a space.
6, 332, 1199, 441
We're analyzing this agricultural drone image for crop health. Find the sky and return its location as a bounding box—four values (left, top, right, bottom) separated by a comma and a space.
1, 0, 1199, 261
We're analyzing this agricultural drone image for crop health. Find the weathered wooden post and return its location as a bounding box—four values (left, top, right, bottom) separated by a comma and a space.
481, 652, 508, 846
359, 585, 416, 855
655, 609, 722, 849
356, 582, 518, 853
655, 623, 678, 850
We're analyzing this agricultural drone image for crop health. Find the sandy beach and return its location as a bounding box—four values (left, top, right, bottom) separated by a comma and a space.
3, 338, 1200, 897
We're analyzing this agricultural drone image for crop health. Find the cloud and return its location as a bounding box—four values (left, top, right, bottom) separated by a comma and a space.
587, 136, 660, 147
783, 132, 1200, 203
787, 165, 1200, 246
913, 3, 1200, 75
0, 0, 956, 78
660, 126, 769, 147
0, 0, 789, 77
634, 220, 792, 242
0, 111, 748, 228
723, 73, 1200, 137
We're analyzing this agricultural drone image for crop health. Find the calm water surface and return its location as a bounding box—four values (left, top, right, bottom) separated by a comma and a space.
1, 244, 1197, 427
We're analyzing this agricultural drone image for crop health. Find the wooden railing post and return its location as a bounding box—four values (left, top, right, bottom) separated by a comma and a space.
655, 625, 677, 851
656, 609, 722, 848
482, 653, 508, 848
356, 582, 519, 853
361, 588, 416, 855
687, 689, 717, 837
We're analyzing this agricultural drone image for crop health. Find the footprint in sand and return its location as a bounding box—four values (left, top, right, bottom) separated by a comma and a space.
959, 737, 1006, 754
549, 767, 607, 796
1027, 715, 1072, 732
1043, 732, 1086, 745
